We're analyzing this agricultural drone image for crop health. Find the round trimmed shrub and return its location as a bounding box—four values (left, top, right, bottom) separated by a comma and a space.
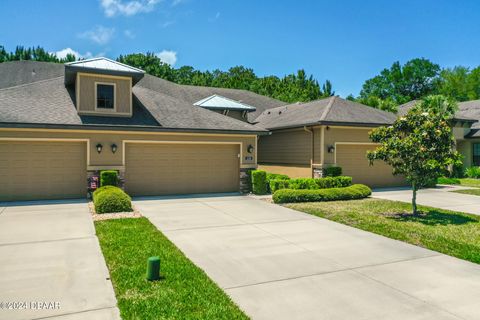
93, 186, 133, 214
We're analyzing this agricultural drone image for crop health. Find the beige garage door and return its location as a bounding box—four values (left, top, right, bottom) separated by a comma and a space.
0, 141, 87, 201
336, 144, 406, 188
125, 143, 240, 196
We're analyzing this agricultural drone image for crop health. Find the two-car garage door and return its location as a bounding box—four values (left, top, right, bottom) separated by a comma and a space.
336, 144, 406, 188
0, 140, 241, 201
125, 143, 240, 196
0, 141, 86, 201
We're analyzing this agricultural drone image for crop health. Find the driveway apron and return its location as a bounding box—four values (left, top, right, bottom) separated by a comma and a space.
135, 195, 480, 320
0, 200, 119, 320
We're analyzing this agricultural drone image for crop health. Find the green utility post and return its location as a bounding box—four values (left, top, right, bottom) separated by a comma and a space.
146, 256, 160, 281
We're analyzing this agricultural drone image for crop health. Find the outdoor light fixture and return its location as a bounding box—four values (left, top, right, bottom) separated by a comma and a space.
111, 143, 118, 153
327, 145, 335, 153
96, 143, 103, 154
247, 144, 254, 153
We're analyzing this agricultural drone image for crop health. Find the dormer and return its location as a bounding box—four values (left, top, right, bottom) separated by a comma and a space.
194, 94, 256, 122
64, 58, 145, 117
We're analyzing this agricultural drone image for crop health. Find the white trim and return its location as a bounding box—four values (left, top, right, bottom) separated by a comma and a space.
0, 138, 90, 166
333, 142, 380, 164
94, 81, 117, 113
122, 140, 243, 167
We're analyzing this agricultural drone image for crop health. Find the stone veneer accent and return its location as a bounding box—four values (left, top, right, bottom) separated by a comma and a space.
240, 168, 253, 193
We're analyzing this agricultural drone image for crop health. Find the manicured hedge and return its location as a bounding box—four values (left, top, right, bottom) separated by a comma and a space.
272, 184, 372, 204
93, 186, 133, 214
251, 170, 268, 195
100, 170, 119, 187
266, 173, 290, 193
270, 176, 352, 193
322, 166, 342, 177
437, 177, 461, 185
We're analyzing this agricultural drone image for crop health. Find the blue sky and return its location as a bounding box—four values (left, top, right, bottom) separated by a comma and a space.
1, 0, 479, 97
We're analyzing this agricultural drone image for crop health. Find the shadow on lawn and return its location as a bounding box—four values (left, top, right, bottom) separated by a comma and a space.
390, 210, 478, 226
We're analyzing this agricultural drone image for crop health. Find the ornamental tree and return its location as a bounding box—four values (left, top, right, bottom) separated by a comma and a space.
367, 95, 462, 214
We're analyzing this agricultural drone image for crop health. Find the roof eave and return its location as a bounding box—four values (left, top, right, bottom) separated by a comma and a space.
0, 122, 269, 136
264, 120, 393, 131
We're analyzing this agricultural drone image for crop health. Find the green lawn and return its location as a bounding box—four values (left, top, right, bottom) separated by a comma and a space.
452, 188, 480, 196
95, 218, 248, 320
458, 178, 480, 188
285, 198, 480, 264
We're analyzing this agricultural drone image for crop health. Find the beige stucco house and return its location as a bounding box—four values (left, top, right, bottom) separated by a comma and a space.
255, 97, 407, 187
0, 58, 286, 201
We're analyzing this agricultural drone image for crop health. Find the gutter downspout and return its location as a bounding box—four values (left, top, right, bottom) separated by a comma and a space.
304, 126, 314, 178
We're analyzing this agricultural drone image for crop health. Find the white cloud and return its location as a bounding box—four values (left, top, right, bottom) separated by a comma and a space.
171, 0, 184, 6
209, 11, 220, 22
53, 48, 93, 60
100, 0, 161, 17
162, 20, 175, 28
156, 50, 177, 65
78, 26, 115, 45
124, 29, 135, 39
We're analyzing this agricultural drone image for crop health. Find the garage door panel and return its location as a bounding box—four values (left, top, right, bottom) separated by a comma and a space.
336, 144, 405, 188
0, 141, 86, 201
125, 143, 239, 196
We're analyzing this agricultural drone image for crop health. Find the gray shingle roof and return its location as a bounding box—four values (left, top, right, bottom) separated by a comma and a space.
0, 61, 269, 133
137, 74, 285, 121
254, 96, 397, 130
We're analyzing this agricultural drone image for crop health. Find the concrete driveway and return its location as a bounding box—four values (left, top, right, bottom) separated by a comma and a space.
0, 200, 119, 320
373, 185, 480, 215
135, 194, 480, 320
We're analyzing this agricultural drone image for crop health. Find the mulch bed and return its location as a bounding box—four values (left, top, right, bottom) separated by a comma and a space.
88, 202, 142, 221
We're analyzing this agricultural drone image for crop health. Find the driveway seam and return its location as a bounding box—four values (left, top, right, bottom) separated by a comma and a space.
224, 253, 440, 291
0, 235, 95, 247
33, 306, 119, 320
199, 200, 442, 273
351, 268, 467, 320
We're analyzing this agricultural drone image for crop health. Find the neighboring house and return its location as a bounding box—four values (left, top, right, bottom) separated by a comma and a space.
0, 58, 284, 201
398, 100, 479, 169
254, 96, 407, 187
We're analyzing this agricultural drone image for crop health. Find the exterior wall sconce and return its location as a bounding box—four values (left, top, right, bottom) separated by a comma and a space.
247, 144, 254, 153
111, 143, 118, 153
96, 143, 103, 154
327, 145, 335, 153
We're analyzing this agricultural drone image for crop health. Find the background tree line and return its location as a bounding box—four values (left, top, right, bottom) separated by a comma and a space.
1, 45, 479, 110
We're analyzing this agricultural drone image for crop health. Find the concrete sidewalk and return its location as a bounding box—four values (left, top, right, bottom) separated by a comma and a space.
135, 195, 480, 320
373, 185, 480, 215
0, 200, 119, 320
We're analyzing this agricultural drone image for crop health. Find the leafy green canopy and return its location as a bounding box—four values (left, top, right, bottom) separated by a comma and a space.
367, 95, 462, 212
117, 53, 334, 103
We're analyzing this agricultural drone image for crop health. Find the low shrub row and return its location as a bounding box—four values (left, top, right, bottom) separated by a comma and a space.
270, 176, 352, 193
465, 166, 480, 179
272, 184, 372, 204
322, 166, 342, 177
437, 177, 461, 185
93, 186, 133, 214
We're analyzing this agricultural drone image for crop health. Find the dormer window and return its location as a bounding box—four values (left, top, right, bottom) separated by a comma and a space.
65, 57, 145, 117
96, 83, 115, 110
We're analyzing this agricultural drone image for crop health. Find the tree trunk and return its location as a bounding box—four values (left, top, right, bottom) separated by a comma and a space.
412, 182, 417, 215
